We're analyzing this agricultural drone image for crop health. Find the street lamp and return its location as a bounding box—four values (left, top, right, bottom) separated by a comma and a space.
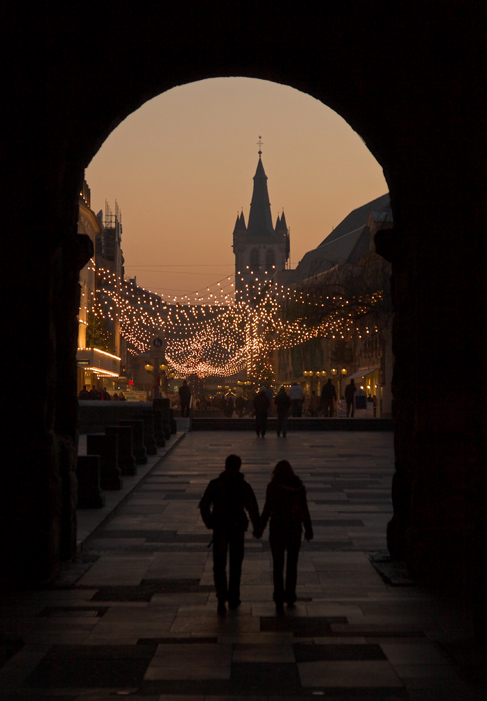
331, 367, 348, 399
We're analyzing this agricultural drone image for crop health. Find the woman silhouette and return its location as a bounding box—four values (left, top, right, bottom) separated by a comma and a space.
259, 460, 313, 612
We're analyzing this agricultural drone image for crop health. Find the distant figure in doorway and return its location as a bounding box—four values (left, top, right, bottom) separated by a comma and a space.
345, 379, 357, 417
199, 454, 260, 616
178, 380, 191, 417
253, 386, 271, 437
321, 379, 337, 417
257, 460, 313, 613
274, 386, 291, 437
309, 390, 320, 417
100, 387, 111, 401
288, 382, 304, 417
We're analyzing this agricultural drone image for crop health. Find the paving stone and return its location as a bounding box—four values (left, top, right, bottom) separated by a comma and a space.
293, 642, 387, 662
260, 616, 345, 637
26, 644, 155, 688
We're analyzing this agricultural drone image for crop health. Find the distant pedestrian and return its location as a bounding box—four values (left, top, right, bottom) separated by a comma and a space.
258, 460, 313, 613
274, 386, 291, 437
288, 382, 304, 417
199, 454, 260, 615
89, 387, 100, 400
178, 380, 191, 417
224, 392, 235, 417
235, 395, 246, 417
253, 386, 270, 437
345, 379, 357, 417
309, 390, 320, 417
321, 379, 337, 417
78, 385, 90, 400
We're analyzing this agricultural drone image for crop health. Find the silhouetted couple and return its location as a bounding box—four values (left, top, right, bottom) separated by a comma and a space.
199, 454, 313, 616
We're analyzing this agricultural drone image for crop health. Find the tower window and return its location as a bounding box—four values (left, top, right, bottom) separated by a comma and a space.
265, 249, 275, 268
250, 248, 260, 269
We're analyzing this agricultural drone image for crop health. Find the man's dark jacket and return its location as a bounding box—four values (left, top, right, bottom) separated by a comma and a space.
199, 470, 260, 534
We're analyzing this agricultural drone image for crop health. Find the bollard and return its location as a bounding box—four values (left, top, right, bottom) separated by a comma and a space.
85, 434, 123, 490
154, 397, 171, 440
152, 408, 166, 447
105, 425, 137, 476
76, 455, 105, 508
119, 419, 147, 464
140, 410, 157, 455
169, 408, 177, 435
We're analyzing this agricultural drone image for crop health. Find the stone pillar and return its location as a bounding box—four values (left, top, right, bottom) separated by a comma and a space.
140, 410, 158, 455
76, 456, 105, 508
105, 426, 136, 476
152, 408, 166, 448
154, 398, 171, 440
119, 419, 148, 464
86, 434, 122, 490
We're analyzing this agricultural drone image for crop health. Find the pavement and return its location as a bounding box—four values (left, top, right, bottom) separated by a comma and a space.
1, 428, 487, 699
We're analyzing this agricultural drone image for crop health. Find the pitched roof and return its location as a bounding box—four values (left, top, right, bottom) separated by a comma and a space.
287, 193, 390, 284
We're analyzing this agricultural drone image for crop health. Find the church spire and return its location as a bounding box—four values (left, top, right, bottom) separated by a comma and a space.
247, 139, 274, 236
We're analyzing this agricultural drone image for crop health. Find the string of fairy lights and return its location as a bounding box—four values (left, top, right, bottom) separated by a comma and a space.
86, 261, 385, 379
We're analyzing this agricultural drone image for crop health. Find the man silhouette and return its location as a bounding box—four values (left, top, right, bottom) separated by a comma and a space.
199, 454, 260, 615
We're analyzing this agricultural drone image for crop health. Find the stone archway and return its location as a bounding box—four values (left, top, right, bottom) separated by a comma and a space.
2, 4, 485, 589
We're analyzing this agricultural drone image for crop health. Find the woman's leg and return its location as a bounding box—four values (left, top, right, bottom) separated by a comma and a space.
285, 530, 302, 605
270, 536, 286, 606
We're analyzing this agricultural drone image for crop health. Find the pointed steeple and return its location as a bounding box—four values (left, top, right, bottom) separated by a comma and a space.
232, 211, 247, 235
247, 154, 274, 236
276, 211, 288, 234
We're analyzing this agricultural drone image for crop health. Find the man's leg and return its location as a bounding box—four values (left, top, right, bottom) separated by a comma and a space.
228, 530, 245, 608
213, 531, 228, 610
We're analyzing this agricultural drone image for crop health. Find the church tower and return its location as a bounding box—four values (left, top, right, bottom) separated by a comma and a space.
233, 142, 290, 303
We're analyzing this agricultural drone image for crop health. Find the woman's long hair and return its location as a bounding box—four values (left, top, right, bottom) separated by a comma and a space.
271, 460, 296, 485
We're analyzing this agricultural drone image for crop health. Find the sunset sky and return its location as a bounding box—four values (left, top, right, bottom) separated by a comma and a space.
85, 78, 388, 300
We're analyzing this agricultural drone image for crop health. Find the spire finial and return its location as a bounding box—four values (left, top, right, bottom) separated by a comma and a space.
257, 135, 263, 157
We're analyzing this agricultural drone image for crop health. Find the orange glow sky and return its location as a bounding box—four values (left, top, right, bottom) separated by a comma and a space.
85, 78, 388, 299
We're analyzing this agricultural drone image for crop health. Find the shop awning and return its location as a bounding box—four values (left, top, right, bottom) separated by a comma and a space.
346, 366, 379, 380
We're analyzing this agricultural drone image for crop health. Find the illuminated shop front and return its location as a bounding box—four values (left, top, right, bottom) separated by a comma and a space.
77, 347, 121, 392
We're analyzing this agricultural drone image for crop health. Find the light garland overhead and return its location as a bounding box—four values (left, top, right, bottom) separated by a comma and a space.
86, 263, 388, 379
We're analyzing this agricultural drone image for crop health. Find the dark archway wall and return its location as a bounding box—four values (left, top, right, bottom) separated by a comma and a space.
2, 4, 486, 586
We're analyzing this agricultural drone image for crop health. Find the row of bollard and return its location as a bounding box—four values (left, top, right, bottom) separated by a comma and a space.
76, 399, 177, 509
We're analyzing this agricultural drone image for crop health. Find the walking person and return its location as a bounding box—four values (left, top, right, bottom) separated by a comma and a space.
321, 379, 337, 417
288, 382, 304, 417
309, 390, 320, 417
253, 386, 270, 437
345, 378, 357, 417
199, 455, 260, 616
274, 386, 291, 437
258, 460, 313, 613
178, 379, 191, 417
